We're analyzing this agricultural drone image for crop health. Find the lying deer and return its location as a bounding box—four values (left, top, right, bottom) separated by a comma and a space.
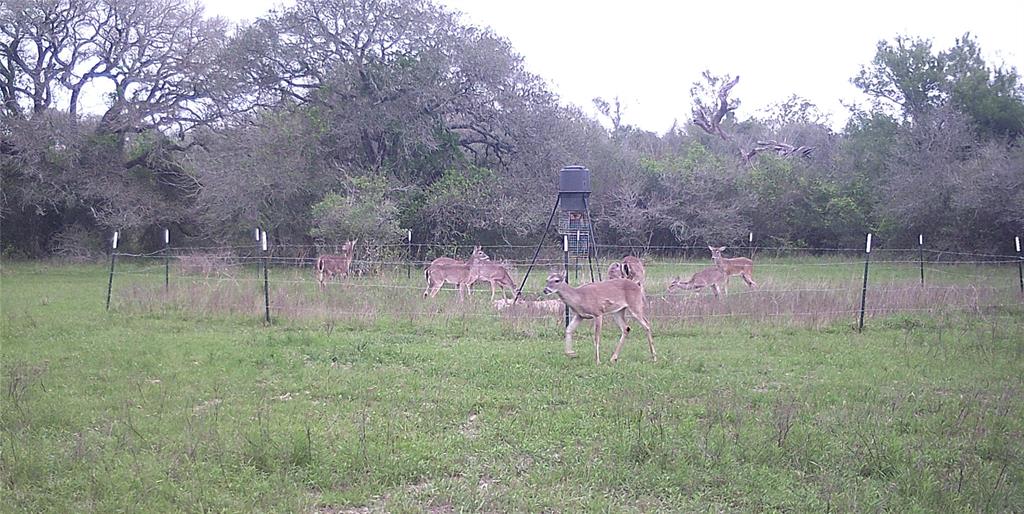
493, 298, 563, 314
543, 273, 655, 364
316, 239, 357, 290
667, 267, 728, 298
709, 246, 757, 288
470, 260, 516, 301
423, 246, 489, 301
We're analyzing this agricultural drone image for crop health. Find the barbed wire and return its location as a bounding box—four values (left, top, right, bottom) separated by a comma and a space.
108, 251, 1023, 268
101, 242, 1024, 260
120, 298, 1022, 323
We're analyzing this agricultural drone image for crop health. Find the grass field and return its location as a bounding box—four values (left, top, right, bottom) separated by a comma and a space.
2, 258, 1023, 512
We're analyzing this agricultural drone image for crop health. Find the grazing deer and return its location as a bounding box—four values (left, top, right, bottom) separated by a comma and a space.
470, 260, 516, 301
607, 261, 624, 279
709, 246, 757, 288
543, 273, 656, 364
423, 246, 489, 301
667, 267, 729, 298
316, 240, 357, 290
621, 255, 646, 286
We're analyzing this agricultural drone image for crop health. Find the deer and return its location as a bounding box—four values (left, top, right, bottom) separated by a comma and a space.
667, 266, 729, 298
621, 255, 646, 286
709, 246, 757, 289
543, 273, 655, 364
316, 239, 357, 290
423, 246, 489, 301
469, 259, 516, 301
493, 297, 563, 314
607, 262, 625, 279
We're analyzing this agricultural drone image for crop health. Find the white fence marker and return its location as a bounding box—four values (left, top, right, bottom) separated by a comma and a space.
164, 228, 170, 245
112, 231, 119, 249
261, 230, 268, 252
865, 233, 872, 253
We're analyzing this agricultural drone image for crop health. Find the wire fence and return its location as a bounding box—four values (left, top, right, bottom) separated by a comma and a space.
97, 242, 1024, 330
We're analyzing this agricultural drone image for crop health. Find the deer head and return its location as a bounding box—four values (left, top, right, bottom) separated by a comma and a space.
342, 239, 357, 255
471, 245, 490, 262
607, 262, 624, 279
543, 273, 566, 295
667, 276, 692, 293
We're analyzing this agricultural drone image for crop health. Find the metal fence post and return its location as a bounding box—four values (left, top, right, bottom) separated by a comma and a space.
164, 228, 170, 292
563, 235, 570, 328
858, 233, 872, 332
1016, 236, 1022, 294
106, 231, 119, 310
919, 234, 924, 286
262, 230, 270, 324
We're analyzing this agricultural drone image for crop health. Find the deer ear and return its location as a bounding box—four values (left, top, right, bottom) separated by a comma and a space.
708, 246, 714, 251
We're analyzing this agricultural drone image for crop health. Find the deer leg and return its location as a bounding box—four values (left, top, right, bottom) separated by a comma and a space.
593, 315, 603, 364
742, 272, 757, 288
564, 314, 581, 358
711, 284, 720, 299
426, 278, 443, 298
489, 281, 497, 301
629, 308, 656, 361
609, 310, 630, 363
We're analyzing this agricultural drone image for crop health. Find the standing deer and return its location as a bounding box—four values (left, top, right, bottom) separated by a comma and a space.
607, 262, 625, 279
543, 273, 655, 364
667, 267, 729, 298
469, 259, 516, 301
423, 246, 489, 301
621, 255, 646, 286
316, 240, 357, 290
709, 246, 757, 289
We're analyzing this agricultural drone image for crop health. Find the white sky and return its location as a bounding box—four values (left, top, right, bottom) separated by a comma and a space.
202, 0, 1024, 133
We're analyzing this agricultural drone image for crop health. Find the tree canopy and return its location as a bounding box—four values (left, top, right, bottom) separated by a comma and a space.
3, 0, 1022, 257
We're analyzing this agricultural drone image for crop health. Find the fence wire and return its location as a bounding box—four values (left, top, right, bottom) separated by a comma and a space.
96, 244, 1024, 328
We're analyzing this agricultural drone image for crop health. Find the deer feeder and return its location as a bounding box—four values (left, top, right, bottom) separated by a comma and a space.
556, 165, 592, 257
515, 165, 602, 307
557, 165, 591, 212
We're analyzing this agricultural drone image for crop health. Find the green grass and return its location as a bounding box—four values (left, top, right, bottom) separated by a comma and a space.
2, 260, 1023, 512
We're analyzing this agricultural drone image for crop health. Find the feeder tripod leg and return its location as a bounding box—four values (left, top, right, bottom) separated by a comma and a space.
583, 196, 601, 282
515, 198, 560, 302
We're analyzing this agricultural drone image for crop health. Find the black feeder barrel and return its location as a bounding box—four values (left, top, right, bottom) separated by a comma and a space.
558, 165, 591, 212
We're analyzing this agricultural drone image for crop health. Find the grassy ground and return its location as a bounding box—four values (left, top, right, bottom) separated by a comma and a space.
2, 260, 1023, 512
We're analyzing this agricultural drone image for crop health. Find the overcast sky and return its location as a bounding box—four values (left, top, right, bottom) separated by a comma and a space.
202, 0, 1024, 133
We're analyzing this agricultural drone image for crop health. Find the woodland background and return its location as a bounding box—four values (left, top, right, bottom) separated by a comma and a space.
2, 0, 1023, 258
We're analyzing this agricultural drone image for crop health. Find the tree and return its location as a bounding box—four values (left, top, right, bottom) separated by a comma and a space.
1, 0, 235, 255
